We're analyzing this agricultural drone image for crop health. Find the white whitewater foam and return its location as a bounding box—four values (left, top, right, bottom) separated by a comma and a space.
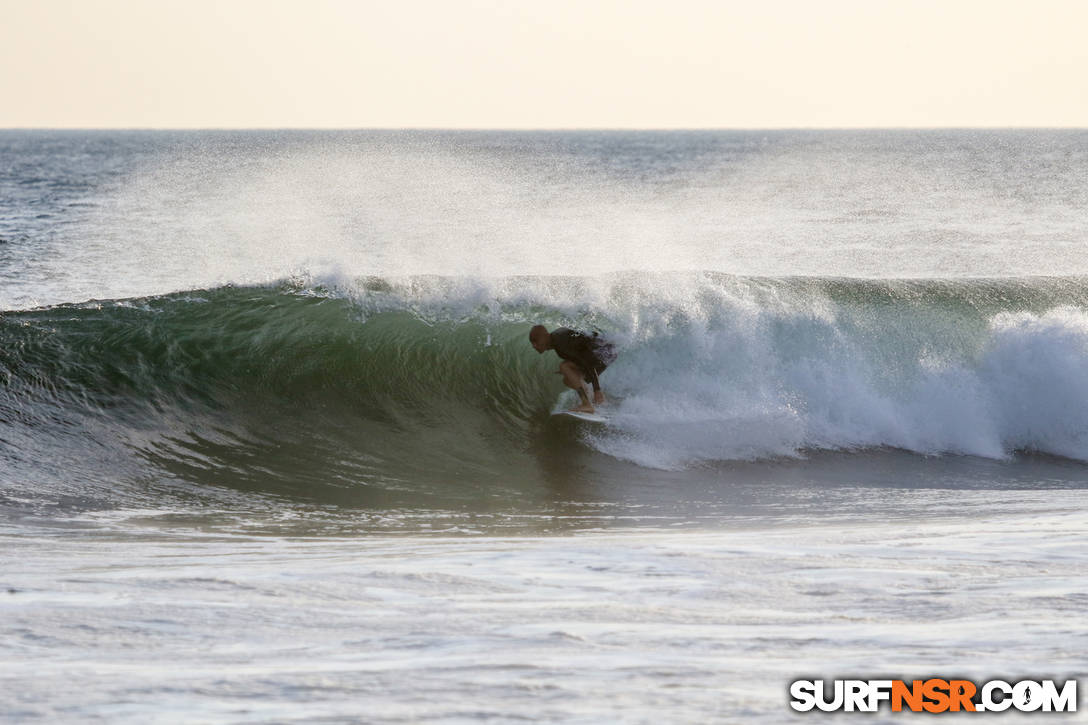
537, 282, 1088, 468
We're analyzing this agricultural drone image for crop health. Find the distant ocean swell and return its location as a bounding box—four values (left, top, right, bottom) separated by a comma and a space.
3, 273, 1088, 501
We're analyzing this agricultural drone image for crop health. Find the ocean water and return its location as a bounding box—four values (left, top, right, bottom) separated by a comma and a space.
2, 130, 1088, 722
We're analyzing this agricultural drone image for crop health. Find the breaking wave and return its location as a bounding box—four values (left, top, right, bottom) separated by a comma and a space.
4, 272, 1088, 503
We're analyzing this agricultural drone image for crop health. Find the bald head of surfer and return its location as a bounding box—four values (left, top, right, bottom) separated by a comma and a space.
529, 325, 552, 353
529, 325, 615, 413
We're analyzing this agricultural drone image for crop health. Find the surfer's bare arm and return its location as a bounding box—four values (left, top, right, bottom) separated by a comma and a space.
585, 366, 605, 404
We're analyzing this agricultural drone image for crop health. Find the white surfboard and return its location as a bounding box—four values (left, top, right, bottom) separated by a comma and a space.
552, 410, 609, 423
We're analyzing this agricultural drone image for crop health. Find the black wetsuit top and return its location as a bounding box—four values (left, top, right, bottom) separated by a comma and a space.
549, 328, 614, 392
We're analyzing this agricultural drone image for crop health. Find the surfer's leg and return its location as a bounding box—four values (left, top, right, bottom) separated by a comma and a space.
559, 361, 593, 411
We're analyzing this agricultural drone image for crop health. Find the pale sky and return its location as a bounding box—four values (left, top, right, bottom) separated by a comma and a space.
2, 0, 1086, 128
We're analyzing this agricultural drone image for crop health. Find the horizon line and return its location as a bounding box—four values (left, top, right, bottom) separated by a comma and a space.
3, 125, 1087, 132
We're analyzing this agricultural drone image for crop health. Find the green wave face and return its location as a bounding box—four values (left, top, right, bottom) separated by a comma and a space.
0, 284, 576, 509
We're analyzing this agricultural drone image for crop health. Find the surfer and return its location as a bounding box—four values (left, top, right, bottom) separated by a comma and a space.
529, 325, 616, 413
